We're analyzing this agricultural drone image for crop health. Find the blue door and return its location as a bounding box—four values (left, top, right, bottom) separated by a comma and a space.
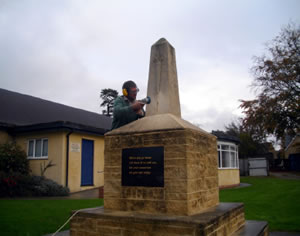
81, 139, 94, 186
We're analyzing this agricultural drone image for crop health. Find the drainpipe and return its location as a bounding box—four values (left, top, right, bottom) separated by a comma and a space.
66, 130, 73, 187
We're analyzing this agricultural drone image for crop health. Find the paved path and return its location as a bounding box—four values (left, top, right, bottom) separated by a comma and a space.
270, 232, 300, 236
269, 171, 300, 180
3, 187, 101, 200
64, 187, 100, 199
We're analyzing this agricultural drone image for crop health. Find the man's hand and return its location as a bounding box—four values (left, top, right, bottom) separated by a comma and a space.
131, 101, 145, 112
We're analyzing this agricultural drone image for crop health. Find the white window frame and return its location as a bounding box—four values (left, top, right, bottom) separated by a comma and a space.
27, 138, 48, 159
217, 141, 239, 169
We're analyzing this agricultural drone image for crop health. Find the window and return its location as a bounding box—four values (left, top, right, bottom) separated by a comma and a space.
217, 142, 239, 169
27, 139, 48, 159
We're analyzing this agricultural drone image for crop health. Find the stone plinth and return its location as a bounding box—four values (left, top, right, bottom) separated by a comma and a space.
70, 203, 245, 236
104, 113, 219, 216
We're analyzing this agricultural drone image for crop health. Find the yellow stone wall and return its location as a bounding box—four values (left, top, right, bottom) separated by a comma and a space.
15, 131, 105, 193
15, 131, 66, 186
0, 130, 13, 145
218, 169, 240, 188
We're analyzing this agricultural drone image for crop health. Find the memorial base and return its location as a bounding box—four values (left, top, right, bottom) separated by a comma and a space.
69, 114, 268, 235
104, 114, 220, 216
69, 203, 258, 236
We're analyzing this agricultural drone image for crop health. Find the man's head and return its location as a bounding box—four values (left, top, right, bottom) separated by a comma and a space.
122, 80, 139, 101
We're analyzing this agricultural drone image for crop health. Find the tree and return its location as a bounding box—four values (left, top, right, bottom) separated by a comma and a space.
100, 88, 118, 117
224, 120, 270, 158
240, 23, 300, 141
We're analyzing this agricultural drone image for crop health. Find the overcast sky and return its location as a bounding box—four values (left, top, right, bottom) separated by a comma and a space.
1, 0, 299, 132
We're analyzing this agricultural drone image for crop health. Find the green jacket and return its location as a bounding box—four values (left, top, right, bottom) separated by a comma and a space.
111, 96, 144, 130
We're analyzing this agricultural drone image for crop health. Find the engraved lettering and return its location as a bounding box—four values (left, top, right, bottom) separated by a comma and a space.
122, 147, 164, 187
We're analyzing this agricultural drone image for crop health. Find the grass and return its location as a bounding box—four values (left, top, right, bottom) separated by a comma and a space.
1, 176, 299, 235
0, 198, 103, 236
220, 176, 300, 232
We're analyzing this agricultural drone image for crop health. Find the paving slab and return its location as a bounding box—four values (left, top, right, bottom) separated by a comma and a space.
270, 232, 300, 236
44, 230, 69, 236
270, 171, 300, 180
65, 187, 100, 199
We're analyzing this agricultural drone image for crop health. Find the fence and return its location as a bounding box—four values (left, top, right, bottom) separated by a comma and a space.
239, 157, 269, 176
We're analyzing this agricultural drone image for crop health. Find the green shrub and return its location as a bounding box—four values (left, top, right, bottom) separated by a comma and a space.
30, 176, 69, 197
0, 173, 69, 197
0, 142, 30, 175
0, 142, 69, 197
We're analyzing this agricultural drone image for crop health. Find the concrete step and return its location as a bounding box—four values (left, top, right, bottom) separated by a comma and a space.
233, 220, 268, 236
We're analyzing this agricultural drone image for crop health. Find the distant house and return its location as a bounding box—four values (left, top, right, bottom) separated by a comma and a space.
212, 130, 240, 188
0, 88, 112, 193
285, 134, 300, 158
285, 134, 300, 171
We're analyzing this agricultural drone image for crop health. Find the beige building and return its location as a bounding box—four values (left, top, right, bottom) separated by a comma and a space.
1, 88, 243, 193
212, 131, 240, 188
0, 88, 111, 193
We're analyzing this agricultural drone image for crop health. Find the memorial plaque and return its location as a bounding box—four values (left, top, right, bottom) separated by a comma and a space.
122, 146, 164, 187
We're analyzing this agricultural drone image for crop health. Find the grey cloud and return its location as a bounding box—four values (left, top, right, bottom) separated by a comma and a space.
1, 0, 299, 131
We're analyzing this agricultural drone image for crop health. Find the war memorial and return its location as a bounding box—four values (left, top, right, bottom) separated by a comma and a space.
70, 39, 269, 235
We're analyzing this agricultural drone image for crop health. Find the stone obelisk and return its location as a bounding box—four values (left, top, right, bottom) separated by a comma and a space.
146, 38, 181, 117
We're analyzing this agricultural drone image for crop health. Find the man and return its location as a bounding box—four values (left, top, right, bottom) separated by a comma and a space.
111, 80, 145, 130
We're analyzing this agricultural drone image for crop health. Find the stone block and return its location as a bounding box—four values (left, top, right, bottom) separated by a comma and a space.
165, 192, 187, 200
104, 180, 121, 193
103, 191, 120, 199
143, 188, 164, 200
164, 166, 187, 179
95, 226, 121, 235
164, 158, 186, 167
164, 179, 187, 193
103, 166, 120, 180
187, 178, 204, 192
103, 199, 121, 210
165, 200, 188, 215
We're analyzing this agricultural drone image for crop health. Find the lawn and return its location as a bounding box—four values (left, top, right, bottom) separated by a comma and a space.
0, 176, 299, 235
220, 176, 300, 232
0, 198, 103, 236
